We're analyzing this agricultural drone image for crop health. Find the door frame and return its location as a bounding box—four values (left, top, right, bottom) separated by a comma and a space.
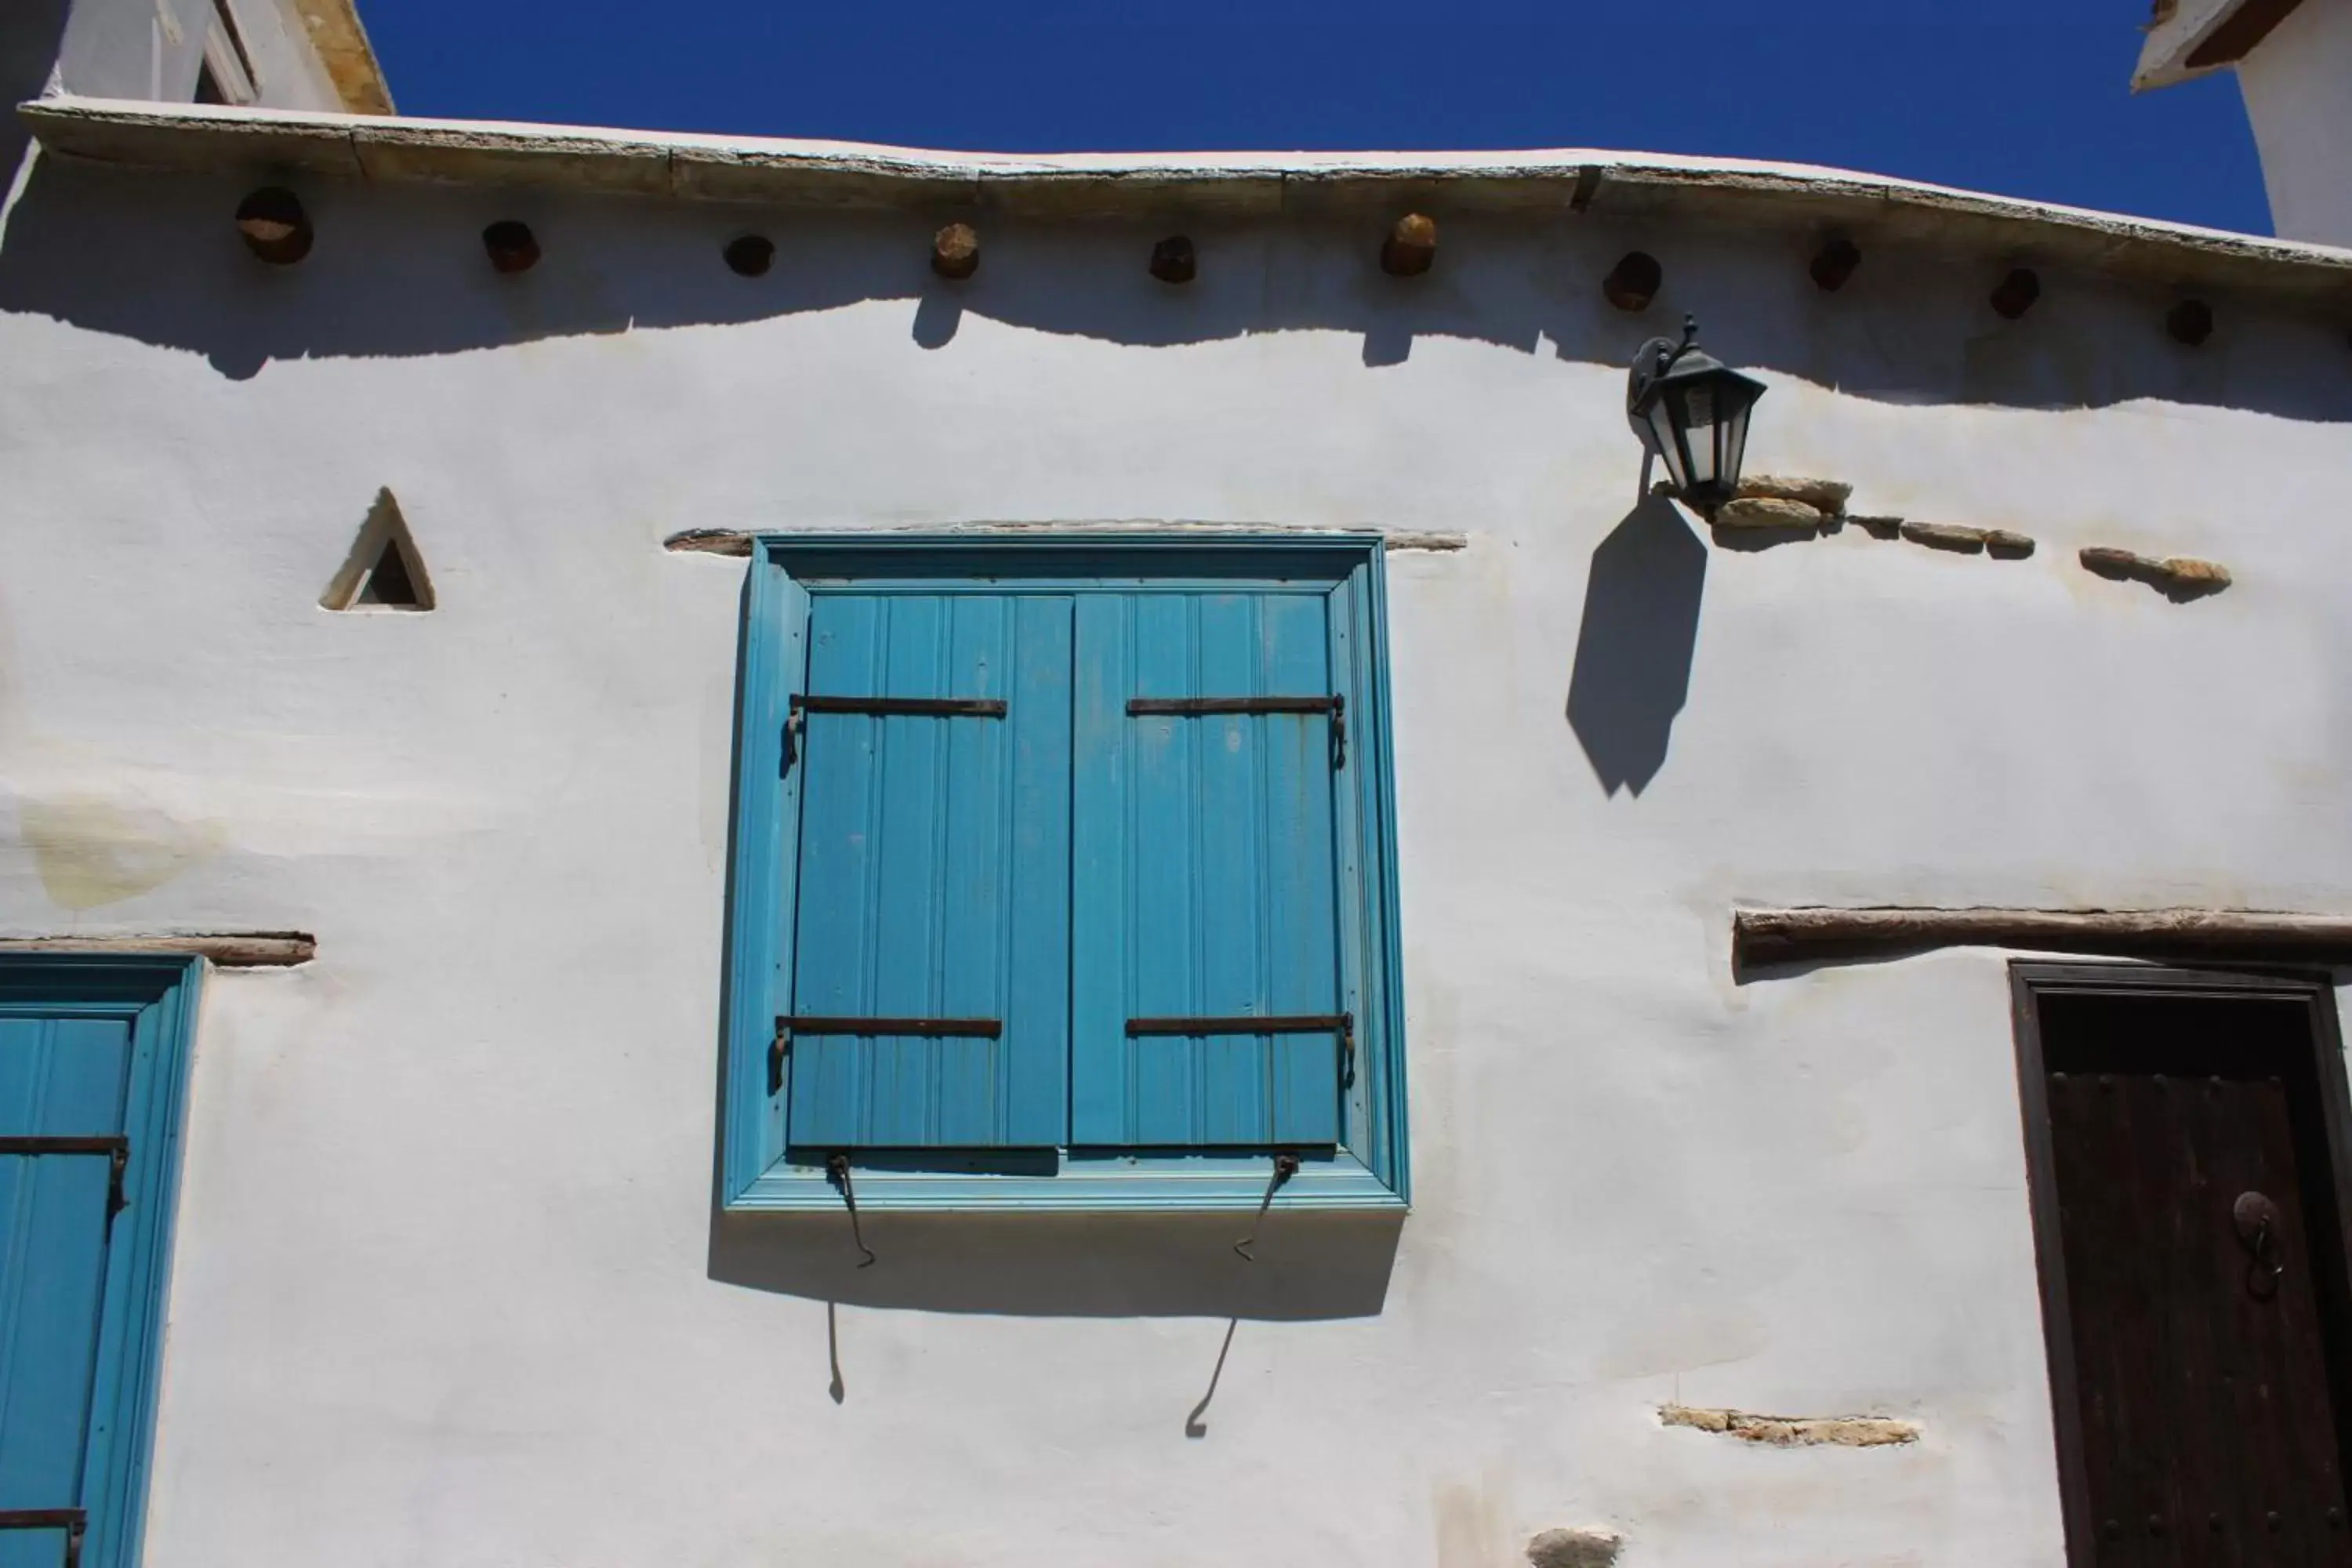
2010, 960, 2352, 1565
0, 955, 201, 1568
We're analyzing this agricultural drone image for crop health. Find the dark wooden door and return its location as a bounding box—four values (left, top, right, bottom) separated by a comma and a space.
2036, 985, 2352, 1566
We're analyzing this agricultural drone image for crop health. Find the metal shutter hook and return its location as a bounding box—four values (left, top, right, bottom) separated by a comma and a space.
1234, 1153, 1301, 1261
826, 1154, 877, 1268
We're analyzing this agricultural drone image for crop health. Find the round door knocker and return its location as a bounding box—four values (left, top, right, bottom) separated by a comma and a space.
2234, 1191, 2285, 1301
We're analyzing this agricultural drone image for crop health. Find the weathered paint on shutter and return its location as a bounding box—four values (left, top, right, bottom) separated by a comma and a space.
1072, 590, 1345, 1147
786, 592, 1074, 1149
0, 1014, 133, 1568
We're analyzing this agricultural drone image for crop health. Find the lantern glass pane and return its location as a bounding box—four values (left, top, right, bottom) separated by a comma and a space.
1721, 396, 1752, 492
1677, 383, 1719, 488
1642, 398, 1689, 493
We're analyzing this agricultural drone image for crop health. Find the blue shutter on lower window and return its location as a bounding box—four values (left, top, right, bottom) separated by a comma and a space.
783, 592, 1073, 1150
1071, 590, 1348, 1149
0, 1014, 134, 1566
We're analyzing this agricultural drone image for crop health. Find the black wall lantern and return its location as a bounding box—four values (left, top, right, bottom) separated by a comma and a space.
1626, 314, 1766, 513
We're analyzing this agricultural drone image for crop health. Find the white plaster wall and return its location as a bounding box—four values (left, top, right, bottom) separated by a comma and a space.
222, 0, 342, 112
2239, 0, 2352, 246
52, 0, 339, 109
3, 157, 2351, 1568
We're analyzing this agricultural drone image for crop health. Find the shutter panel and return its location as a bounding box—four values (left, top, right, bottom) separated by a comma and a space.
0, 1014, 133, 1555
1072, 590, 1346, 1148
785, 592, 1073, 1149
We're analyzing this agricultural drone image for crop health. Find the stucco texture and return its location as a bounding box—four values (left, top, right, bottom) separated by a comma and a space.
2238, 0, 2352, 247
3, 153, 2350, 1566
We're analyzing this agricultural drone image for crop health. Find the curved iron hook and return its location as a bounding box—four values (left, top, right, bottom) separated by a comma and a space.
1234, 1153, 1301, 1262
826, 1153, 877, 1269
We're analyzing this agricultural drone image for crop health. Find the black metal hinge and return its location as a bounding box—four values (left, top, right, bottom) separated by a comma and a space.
1126, 1013, 1353, 1062
1127, 695, 1346, 768
0, 1137, 129, 1218
785, 695, 1007, 771
792, 695, 1008, 719
779, 1016, 1004, 1038
772, 1015, 1004, 1081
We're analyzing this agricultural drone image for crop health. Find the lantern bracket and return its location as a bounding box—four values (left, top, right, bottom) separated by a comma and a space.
1626, 312, 1700, 423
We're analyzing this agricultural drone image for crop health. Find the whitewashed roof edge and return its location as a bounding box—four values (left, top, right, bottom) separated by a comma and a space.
18, 94, 2352, 303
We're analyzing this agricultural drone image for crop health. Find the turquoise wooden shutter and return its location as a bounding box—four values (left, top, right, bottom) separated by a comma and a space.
1071, 589, 1348, 1148
784, 591, 1074, 1149
0, 1014, 134, 1568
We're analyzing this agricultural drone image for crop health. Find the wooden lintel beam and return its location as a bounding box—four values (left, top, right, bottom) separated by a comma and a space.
662, 528, 756, 557
1735, 907, 2352, 975
0, 933, 316, 967
661, 527, 1468, 555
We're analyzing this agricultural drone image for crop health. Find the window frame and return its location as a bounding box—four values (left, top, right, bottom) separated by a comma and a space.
720, 534, 1410, 1212
197, 2, 260, 107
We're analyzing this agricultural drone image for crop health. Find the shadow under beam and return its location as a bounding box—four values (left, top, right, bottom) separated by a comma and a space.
708, 1207, 1403, 1322
5, 161, 2349, 426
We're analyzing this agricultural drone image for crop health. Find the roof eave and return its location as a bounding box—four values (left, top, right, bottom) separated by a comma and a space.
16, 96, 2352, 306
2133, 0, 2304, 89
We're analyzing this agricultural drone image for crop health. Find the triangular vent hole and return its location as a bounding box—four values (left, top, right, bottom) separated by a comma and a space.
321, 488, 435, 612
358, 537, 420, 606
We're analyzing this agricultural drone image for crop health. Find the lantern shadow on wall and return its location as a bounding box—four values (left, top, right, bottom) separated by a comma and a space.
1563, 316, 1755, 797
1566, 495, 1708, 797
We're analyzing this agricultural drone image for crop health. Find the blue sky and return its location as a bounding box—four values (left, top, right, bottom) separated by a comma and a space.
366, 1, 2272, 236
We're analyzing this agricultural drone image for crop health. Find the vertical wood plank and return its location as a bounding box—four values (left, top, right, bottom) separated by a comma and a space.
1127, 593, 1200, 1143
1000, 597, 1074, 1149
1261, 591, 1342, 1146
1070, 594, 1134, 1146
866, 594, 948, 1145
789, 594, 884, 1148
1194, 593, 1265, 1145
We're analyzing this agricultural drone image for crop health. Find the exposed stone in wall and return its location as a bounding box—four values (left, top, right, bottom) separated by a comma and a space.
1659, 1403, 1921, 1447
1526, 1527, 1624, 1568
2080, 545, 2233, 597
1737, 474, 1853, 513
1712, 495, 1827, 531
1888, 521, 2035, 557
2161, 555, 2231, 586
1900, 521, 1990, 554
1708, 477, 2042, 562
